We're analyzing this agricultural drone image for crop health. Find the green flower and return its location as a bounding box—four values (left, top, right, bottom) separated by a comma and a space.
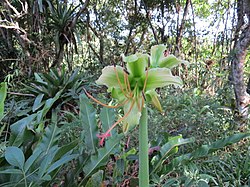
94, 45, 185, 134
84, 45, 187, 145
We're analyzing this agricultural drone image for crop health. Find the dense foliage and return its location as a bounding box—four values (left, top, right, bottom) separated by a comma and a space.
0, 0, 250, 186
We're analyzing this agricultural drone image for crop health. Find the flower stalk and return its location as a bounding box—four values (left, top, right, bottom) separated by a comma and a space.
139, 107, 149, 187
85, 44, 187, 186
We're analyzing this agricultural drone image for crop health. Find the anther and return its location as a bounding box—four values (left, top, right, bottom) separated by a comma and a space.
142, 91, 146, 101
83, 87, 89, 96
123, 68, 130, 75
148, 57, 150, 67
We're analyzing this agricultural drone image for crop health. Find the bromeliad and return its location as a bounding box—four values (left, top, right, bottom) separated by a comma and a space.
84, 44, 187, 146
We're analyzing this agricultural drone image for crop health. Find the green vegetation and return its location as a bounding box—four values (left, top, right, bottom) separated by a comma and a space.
0, 0, 250, 186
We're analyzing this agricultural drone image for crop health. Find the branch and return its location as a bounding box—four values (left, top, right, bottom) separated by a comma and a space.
7, 92, 35, 97
3, 0, 27, 18
71, 0, 89, 29
0, 23, 26, 34
4, 0, 20, 16
142, 0, 158, 44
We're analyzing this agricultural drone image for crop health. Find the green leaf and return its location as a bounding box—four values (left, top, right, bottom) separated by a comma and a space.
37, 0, 43, 12
38, 146, 58, 178
0, 168, 22, 174
47, 154, 79, 174
67, 69, 80, 87
192, 133, 250, 158
9, 125, 34, 147
170, 133, 250, 172
81, 134, 122, 185
32, 94, 44, 112
100, 107, 116, 136
10, 114, 36, 135
36, 90, 62, 122
34, 73, 46, 84
5, 146, 25, 169
79, 94, 98, 154
43, 72, 58, 86
24, 149, 43, 172
0, 123, 6, 137
36, 117, 60, 154
0, 82, 7, 119
150, 136, 194, 175
85, 170, 104, 187
53, 140, 78, 161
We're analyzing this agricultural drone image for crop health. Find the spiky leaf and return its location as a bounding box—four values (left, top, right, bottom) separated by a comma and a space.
82, 134, 122, 185
169, 133, 250, 173
100, 107, 116, 136
0, 82, 7, 119
150, 136, 194, 175
79, 94, 98, 154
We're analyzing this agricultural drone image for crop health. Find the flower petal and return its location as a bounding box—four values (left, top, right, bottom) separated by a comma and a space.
159, 54, 189, 69
144, 68, 183, 90
111, 87, 126, 102
122, 99, 142, 133
150, 44, 166, 68
96, 66, 126, 89
124, 53, 148, 78
145, 90, 162, 112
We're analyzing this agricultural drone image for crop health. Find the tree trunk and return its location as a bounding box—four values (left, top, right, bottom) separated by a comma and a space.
175, 0, 190, 55
231, 0, 250, 124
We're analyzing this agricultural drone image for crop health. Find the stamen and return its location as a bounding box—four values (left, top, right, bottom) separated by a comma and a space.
136, 98, 141, 111
140, 97, 145, 112
125, 72, 132, 96
123, 68, 130, 75
142, 62, 150, 93
148, 56, 151, 67
142, 91, 146, 101
123, 69, 129, 93
114, 65, 130, 98
140, 92, 146, 111
83, 88, 126, 108
97, 133, 111, 146
99, 100, 136, 146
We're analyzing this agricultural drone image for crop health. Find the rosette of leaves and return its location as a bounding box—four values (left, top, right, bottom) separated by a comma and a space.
25, 68, 85, 112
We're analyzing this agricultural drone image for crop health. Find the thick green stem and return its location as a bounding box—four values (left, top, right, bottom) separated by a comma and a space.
139, 107, 149, 187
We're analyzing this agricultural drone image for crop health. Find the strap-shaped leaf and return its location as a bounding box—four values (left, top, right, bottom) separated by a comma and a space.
192, 133, 250, 158
100, 107, 116, 136
53, 140, 78, 161
150, 136, 194, 175
34, 113, 60, 178
79, 94, 98, 154
34, 73, 47, 85
0, 168, 22, 174
168, 133, 250, 173
0, 82, 7, 119
24, 149, 43, 172
36, 90, 62, 122
32, 94, 45, 112
85, 170, 104, 187
36, 116, 60, 154
10, 114, 37, 135
81, 134, 122, 185
46, 154, 79, 174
